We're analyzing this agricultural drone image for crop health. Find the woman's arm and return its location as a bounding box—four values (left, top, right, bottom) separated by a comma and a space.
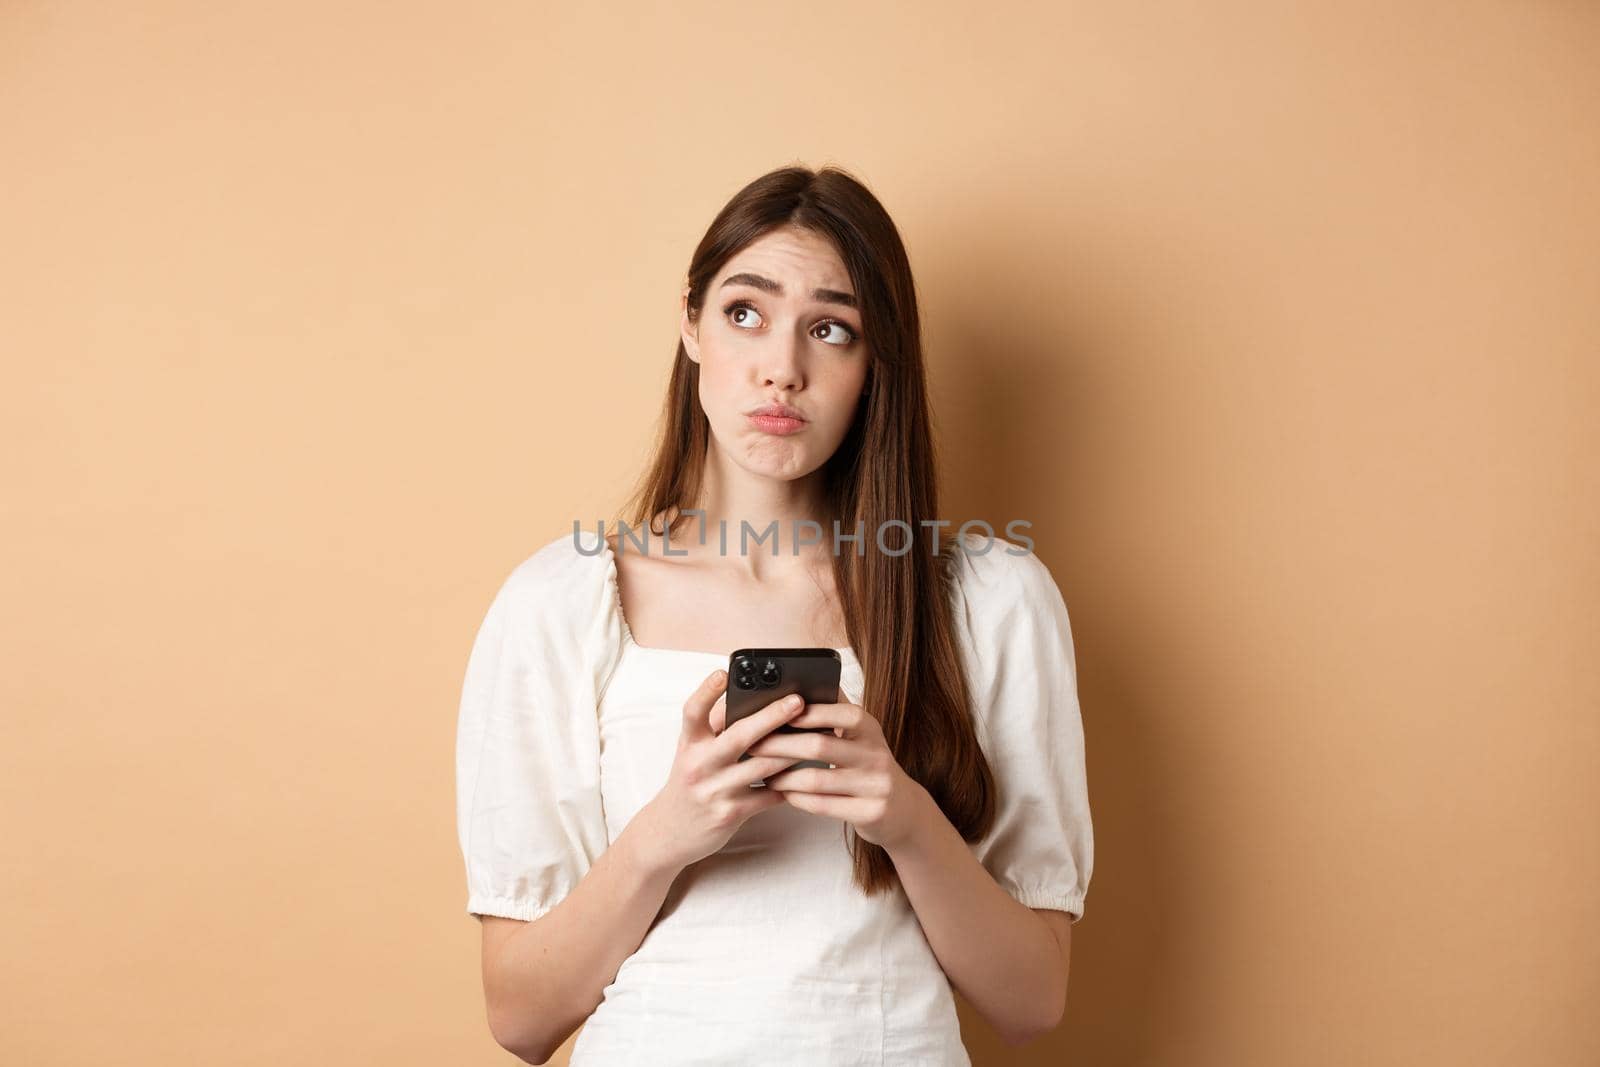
477, 668, 809, 1062
886, 785, 1072, 1047
479, 812, 683, 1064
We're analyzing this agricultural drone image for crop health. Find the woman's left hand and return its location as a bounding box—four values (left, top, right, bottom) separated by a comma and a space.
744, 700, 933, 852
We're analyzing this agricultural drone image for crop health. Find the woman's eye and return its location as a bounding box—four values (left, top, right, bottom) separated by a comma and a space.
724, 301, 765, 329
813, 321, 858, 346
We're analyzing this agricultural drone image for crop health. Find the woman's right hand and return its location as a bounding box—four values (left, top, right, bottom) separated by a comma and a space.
634, 669, 809, 873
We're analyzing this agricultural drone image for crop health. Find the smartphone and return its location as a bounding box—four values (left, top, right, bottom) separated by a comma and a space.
725, 647, 842, 780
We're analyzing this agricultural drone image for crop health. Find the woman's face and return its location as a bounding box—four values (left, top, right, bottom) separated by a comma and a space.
681, 225, 870, 483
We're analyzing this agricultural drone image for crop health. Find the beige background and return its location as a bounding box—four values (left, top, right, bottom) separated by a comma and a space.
3, 2, 1596, 1064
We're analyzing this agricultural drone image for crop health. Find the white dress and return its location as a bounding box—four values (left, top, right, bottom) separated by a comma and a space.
455, 527, 1093, 1066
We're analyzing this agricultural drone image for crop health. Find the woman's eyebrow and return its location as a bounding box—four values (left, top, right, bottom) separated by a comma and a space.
719, 271, 858, 310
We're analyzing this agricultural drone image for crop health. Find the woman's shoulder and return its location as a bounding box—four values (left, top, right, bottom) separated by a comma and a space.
491, 526, 617, 626
948, 529, 1061, 615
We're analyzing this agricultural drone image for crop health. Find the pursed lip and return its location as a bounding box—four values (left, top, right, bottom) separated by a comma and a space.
746, 402, 808, 421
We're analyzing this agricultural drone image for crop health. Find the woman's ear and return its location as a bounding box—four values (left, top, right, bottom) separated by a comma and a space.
680, 286, 701, 364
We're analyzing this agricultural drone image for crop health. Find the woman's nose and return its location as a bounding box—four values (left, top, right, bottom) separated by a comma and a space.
759, 330, 805, 389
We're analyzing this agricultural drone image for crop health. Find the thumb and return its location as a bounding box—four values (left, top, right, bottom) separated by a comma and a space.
681, 669, 727, 741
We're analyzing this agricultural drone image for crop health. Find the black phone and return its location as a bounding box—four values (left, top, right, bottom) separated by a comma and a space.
725, 647, 842, 778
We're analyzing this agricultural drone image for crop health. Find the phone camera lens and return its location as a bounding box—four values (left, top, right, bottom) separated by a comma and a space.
759, 659, 780, 687
732, 656, 756, 689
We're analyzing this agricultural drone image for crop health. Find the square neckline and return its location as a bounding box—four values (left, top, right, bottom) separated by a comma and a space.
601, 535, 859, 667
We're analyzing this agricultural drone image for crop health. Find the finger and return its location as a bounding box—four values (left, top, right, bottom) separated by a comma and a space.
681, 670, 728, 741
713, 691, 807, 763
773, 790, 862, 821
784, 702, 870, 739
706, 753, 807, 794
764, 765, 868, 796
735, 783, 791, 817
743, 730, 849, 767
711, 691, 727, 734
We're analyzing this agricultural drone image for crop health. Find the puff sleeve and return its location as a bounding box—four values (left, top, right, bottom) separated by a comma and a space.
454, 530, 625, 921
953, 537, 1095, 923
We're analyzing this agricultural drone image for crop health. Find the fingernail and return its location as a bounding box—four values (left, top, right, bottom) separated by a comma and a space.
787, 694, 803, 709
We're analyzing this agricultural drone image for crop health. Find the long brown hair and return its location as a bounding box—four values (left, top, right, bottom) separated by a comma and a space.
621, 163, 996, 896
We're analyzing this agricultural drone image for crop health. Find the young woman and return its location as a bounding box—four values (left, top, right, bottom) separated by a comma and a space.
455, 165, 1093, 1065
